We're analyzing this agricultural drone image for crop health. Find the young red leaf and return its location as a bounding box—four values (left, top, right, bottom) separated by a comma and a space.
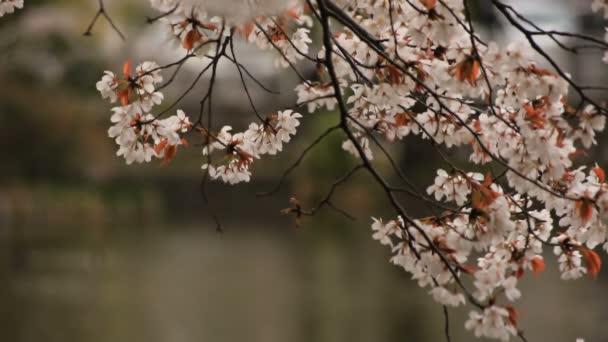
154, 139, 169, 155
576, 199, 595, 224
419, 0, 437, 10
530, 256, 545, 276
122, 59, 131, 78
593, 166, 606, 183
505, 306, 518, 328
580, 248, 601, 279
161, 145, 177, 166
183, 29, 203, 51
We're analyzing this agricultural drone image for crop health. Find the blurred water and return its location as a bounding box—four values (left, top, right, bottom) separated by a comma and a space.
1, 223, 607, 342
0, 224, 438, 342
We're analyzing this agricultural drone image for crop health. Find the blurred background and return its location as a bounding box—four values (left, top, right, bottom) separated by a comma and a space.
1, 1, 608, 341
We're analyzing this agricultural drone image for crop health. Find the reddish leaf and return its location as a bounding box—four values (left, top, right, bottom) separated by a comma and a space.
568, 150, 589, 159
238, 22, 255, 38
530, 256, 545, 276
484, 171, 493, 187
201, 22, 218, 31
528, 65, 555, 77
593, 166, 606, 183
161, 145, 177, 166
419, 0, 437, 10
473, 119, 482, 132
454, 56, 480, 86
471, 182, 500, 211
580, 248, 602, 279
394, 113, 410, 127
576, 199, 595, 224
505, 306, 518, 327
285, 9, 300, 19
183, 29, 203, 51
460, 264, 477, 275
154, 139, 168, 155
122, 59, 131, 78
471, 188, 483, 210
386, 64, 403, 85
523, 103, 548, 129
118, 89, 130, 106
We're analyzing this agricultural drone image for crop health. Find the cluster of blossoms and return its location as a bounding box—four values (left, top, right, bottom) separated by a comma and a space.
592, 0, 608, 19
93, 0, 608, 340
96, 60, 192, 165
95, 1, 306, 184
201, 110, 301, 184
0, 0, 23, 17
149, 0, 313, 68
373, 170, 551, 340
299, 0, 606, 340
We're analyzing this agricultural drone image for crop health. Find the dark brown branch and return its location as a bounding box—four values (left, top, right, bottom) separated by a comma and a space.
83, 0, 126, 41
229, 31, 265, 122
199, 32, 231, 232
257, 124, 341, 196
324, 0, 386, 52
223, 54, 281, 94
443, 305, 452, 342
146, 4, 178, 24
302, 164, 364, 220
254, 22, 313, 86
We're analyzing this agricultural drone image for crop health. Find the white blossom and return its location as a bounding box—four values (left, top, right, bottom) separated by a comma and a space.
465, 306, 517, 341
0, 0, 23, 17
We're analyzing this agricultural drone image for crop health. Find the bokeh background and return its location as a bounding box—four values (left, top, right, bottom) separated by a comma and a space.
1, 1, 608, 341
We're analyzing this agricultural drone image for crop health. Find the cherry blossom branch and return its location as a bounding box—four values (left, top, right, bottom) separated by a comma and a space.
461, 0, 521, 134
228, 32, 265, 122
143, 53, 218, 124
344, 113, 457, 214
317, 0, 484, 310
437, 0, 487, 47
254, 22, 313, 86
492, 0, 608, 114
268, 17, 322, 63
91, 1, 608, 339
341, 12, 580, 203
316, 0, 599, 213
324, 0, 386, 51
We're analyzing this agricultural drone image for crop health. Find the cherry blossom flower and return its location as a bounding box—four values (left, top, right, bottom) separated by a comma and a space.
202, 126, 258, 184
427, 169, 483, 206
342, 132, 373, 161
96, 60, 164, 112
465, 306, 517, 341
0, 0, 23, 17
244, 110, 302, 155
295, 82, 337, 113
592, 0, 608, 19
430, 287, 466, 307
